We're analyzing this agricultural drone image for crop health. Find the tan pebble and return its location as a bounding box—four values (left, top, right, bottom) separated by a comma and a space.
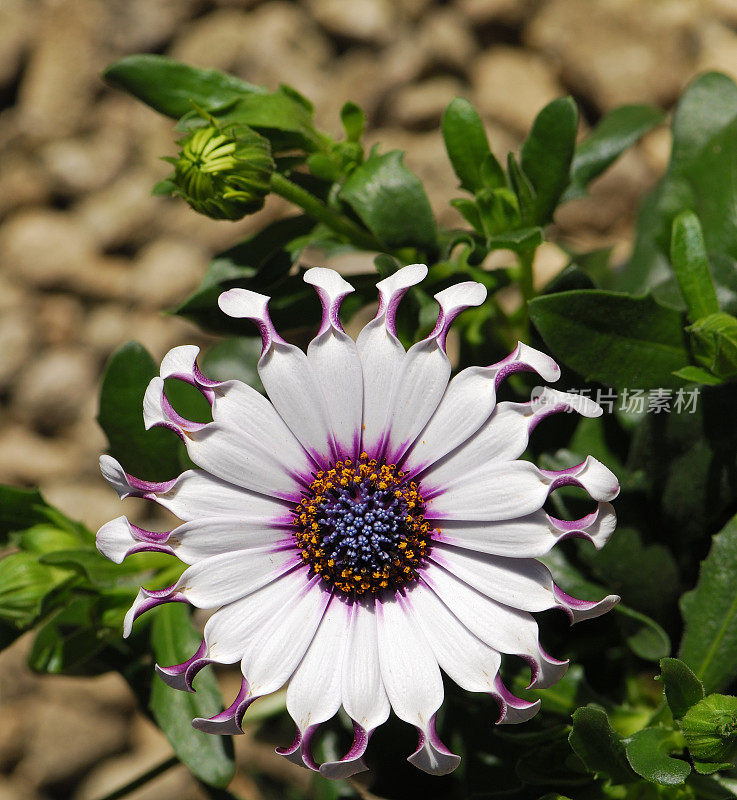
388, 76, 468, 130
12, 347, 97, 433
307, 0, 397, 43
0, 310, 35, 388
37, 295, 85, 347
471, 47, 565, 135
132, 238, 209, 310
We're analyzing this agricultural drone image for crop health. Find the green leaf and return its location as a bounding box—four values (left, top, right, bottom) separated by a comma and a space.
150, 604, 235, 787
0, 552, 73, 628
680, 514, 737, 692
506, 153, 536, 227
520, 96, 578, 225
104, 55, 264, 119
673, 365, 724, 386
622, 72, 737, 294
660, 658, 706, 720
0, 486, 55, 540
340, 150, 437, 251
487, 226, 544, 253
671, 211, 720, 323
529, 290, 691, 389
688, 312, 737, 379
200, 338, 264, 393
173, 215, 315, 335
442, 97, 500, 192
340, 101, 365, 143
565, 104, 665, 201
625, 727, 691, 785
39, 548, 172, 589
569, 705, 638, 783
97, 342, 183, 481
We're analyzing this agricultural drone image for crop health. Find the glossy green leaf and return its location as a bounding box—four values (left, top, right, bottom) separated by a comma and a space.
340, 150, 437, 251
529, 290, 690, 389
487, 226, 544, 253
520, 97, 578, 225
0, 486, 55, 540
622, 72, 737, 293
569, 705, 638, 783
200, 338, 264, 393
625, 727, 691, 785
660, 659, 706, 720
671, 211, 720, 323
150, 604, 235, 787
104, 55, 264, 119
442, 97, 500, 192
97, 342, 183, 481
680, 514, 737, 692
565, 104, 665, 201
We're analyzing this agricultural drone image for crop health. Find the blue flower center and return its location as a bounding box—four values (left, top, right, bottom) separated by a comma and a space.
292, 454, 433, 596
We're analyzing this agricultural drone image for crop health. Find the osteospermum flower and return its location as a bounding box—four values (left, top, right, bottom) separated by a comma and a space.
97, 264, 620, 777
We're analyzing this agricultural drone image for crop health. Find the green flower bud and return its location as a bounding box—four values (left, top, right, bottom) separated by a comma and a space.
169, 123, 274, 221
681, 694, 737, 764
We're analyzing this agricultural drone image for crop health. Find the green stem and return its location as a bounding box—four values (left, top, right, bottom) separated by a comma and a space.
92, 755, 179, 800
269, 171, 381, 252
516, 247, 536, 342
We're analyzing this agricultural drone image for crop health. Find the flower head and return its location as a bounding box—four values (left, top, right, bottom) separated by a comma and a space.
167, 123, 274, 220
97, 265, 620, 777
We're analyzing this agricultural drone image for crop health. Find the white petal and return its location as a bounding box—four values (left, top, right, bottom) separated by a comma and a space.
421, 387, 602, 486
426, 457, 619, 521
281, 595, 350, 768
431, 543, 560, 612
381, 281, 487, 463
99, 455, 291, 522
410, 581, 502, 691
422, 563, 568, 688
356, 264, 427, 454
166, 546, 298, 610
437, 504, 617, 558
144, 377, 309, 500
376, 590, 460, 775
168, 517, 293, 564
426, 460, 552, 521
304, 269, 363, 458
239, 577, 331, 697
404, 344, 562, 474
218, 288, 334, 462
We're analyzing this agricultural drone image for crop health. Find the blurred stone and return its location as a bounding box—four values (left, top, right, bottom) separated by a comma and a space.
0, 0, 31, 87
457, 0, 536, 24
37, 295, 85, 347
472, 47, 564, 134
0, 309, 35, 388
16, 693, 130, 789
105, 0, 203, 51
307, 0, 397, 43
0, 702, 24, 771
0, 209, 98, 287
709, 0, 737, 25
388, 76, 466, 129
415, 8, 478, 73
0, 778, 43, 800
41, 129, 129, 196
533, 242, 569, 289
132, 238, 209, 309
0, 152, 52, 219
171, 4, 331, 100
527, 0, 695, 109
640, 127, 672, 175
16, 0, 102, 140
0, 426, 81, 486
554, 147, 655, 235
13, 347, 97, 434
75, 170, 162, 249
42, 479, 150, 532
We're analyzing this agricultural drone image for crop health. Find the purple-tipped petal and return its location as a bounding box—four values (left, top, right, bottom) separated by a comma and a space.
490, 675, 541, 724
548, 503, 617, 550
96, 517, 175, 563
155, 640, 213, 692
427, 281, 487, 350
319, 722, 371, 780
159, 344, 219, 403
218, 289, 286, 354
542, 456, 620, 502
553, 586, 620, 624
407, 716, 460, 776
193, 676, 252, 735
123, 585, 189, 638
303, 267, 355, 335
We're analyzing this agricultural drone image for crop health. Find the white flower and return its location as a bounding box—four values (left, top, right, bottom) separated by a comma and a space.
97, 264, 619, 778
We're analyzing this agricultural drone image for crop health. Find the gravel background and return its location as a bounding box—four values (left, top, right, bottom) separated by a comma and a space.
1, 0, 737, 797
